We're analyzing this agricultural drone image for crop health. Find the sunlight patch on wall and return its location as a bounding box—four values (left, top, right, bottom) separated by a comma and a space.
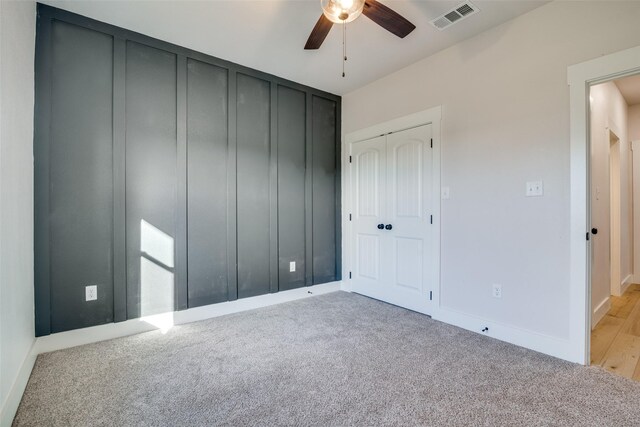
140, 219, 175, 333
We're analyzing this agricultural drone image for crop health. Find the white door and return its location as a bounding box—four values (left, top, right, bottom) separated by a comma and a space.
350, 125, 434, 314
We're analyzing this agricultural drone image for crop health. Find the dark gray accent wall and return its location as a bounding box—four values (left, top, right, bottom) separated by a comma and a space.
312, 96, 338, 284
186, 59, 229, 308
125, 42, 178, 319
277, 86, 307, 291
34, 4, 341, 336
48, 21, 114, 332
236, 74, 272, 299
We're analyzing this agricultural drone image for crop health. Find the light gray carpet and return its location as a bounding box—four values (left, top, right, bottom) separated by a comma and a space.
13, 291, 640, 426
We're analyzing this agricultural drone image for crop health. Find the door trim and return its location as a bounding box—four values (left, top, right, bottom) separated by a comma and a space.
568, 44, 640, 365
342, 106, 442, 311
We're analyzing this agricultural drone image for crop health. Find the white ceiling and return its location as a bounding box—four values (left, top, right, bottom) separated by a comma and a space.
42, 0, 548, 95
615, 74, 640, 106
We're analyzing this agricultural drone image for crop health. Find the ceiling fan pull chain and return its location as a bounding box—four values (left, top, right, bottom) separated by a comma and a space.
342, 22, 347, 77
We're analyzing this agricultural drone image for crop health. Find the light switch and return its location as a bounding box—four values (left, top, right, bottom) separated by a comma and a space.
289, 261, 296, 272
526, 181, 544, 197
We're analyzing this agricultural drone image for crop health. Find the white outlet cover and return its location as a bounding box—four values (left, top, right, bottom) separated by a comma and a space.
441, 186, 450, 199
289, 261, 296, 272
526, 181, 544, 197
492, 284, 502, 299
85, 285, 97, 301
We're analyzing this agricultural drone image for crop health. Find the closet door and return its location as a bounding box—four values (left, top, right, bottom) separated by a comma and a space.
382, 125, 433, 312
350, 125, 433, 314
351, 136, 388, 296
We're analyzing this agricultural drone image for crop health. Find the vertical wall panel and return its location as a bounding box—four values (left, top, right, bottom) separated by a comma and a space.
112, 37, 127, 323
125, 41, 178, 318
227, 71, 239, 301
48, 22, 114, 333
277, 86, 307, 291
269, 83, 279, 294
312, 96, 338, 284
236, 73, 271, 298
176, 56, 188, 311
187, 59, 229, 307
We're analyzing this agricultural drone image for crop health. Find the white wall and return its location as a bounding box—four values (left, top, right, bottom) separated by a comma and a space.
630, 104, 640, 281
630, 104, 640, 141
0, 1, 36, 425
590, 82, 631, 325
343, 1, 640, 342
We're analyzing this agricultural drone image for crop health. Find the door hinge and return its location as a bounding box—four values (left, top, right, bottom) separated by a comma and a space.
349, 155, 352, 163
429, 291, 433, 301
349, 213, 352, 221
430, 138, 433, 148
586, 232, 590, 241
349, 271, 352, 279
430, 215, 433, 224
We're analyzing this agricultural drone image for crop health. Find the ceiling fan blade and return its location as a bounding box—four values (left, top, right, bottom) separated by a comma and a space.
362, 0, 416, 38
305, 14, 334, 50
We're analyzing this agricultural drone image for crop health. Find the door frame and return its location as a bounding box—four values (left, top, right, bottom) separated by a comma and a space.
609, 129, 622, 297
568, 44, 640, 365
342, 106, 442, 311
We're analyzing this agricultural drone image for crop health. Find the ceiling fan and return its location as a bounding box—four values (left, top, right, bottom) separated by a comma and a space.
304, 0, 416, 50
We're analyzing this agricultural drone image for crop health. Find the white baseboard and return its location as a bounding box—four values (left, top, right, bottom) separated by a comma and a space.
0, 340, 37, 427
340, 284, 578, 363
431, 308, 578, 362
431, 307, 576, 362
35, 282, 341, 355
621, 274, 634, 295
592, 297, 611, 330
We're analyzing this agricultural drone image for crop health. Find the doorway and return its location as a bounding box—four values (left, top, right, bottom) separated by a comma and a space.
588, 74, 640, 379
567, 44, 640, 366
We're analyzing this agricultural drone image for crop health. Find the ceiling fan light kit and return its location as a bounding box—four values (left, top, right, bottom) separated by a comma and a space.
321, 0, 365, 24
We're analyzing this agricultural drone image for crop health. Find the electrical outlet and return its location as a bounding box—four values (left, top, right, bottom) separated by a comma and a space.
85, 285, 97, 301
492, 284, 502, 299
526, 181, 544, 197
289, 261, 296, 272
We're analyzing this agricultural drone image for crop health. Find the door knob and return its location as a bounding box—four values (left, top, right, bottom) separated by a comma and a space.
591, 228, 598, 235
385, 224, 393, 230
377, 224, 384, 230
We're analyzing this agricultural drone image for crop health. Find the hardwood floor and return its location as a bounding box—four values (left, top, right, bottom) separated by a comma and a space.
591, 284, 640, 380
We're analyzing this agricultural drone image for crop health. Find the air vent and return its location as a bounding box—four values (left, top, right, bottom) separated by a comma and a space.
456, 4, 475, 16
429, 1, 479, 30
444, 11, 462, 23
